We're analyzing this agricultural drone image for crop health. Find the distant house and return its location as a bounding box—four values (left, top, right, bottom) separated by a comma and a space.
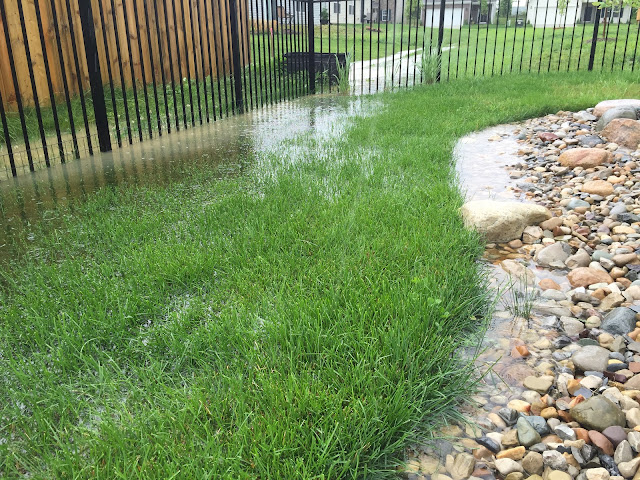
329, 0, 499, 27
330, 0, 379, 24
525, 0, 632, 27
421, 0, 499, 28
250, 0, 322, 25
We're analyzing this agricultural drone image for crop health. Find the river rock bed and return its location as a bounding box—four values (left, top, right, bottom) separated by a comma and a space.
405, 100, 640, 480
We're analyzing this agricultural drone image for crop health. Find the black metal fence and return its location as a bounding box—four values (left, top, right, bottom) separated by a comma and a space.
0, 0, 638, 179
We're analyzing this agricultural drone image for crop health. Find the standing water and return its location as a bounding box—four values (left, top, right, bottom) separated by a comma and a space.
0, 95, 376, 263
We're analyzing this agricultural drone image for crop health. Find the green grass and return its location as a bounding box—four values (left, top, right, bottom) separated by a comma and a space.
312, 22, 639, 72
1, 72, 639, 478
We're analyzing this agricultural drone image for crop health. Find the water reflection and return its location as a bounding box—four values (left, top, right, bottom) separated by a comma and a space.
0, 95, 372, 263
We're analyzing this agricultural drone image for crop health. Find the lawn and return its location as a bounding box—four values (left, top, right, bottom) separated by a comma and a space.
310, 22, 638, 80
1, 71, 639, 478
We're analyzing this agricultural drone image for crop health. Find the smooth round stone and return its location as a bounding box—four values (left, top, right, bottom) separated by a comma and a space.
517, 417, 542, 447
494, 458, 523, 476
572, 345, 611, 372
522, 451, 544, 475
588, 430, 615, 456
601, 425, 627, 447
570, 396, 625, 431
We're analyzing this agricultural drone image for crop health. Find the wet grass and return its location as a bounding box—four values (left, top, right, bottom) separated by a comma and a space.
1, 71, 640, 478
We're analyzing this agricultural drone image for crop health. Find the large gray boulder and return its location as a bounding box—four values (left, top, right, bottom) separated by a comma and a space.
595, 106, 638, 131
461, 200, 551, 243
594, 99, 640, 117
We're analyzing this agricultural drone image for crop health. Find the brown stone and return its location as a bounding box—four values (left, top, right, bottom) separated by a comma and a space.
574, 428, 591, 443
629, 362, 640, 373
540, 278, 562, 291
582, 180, 614, 196
602, 118, 640, 150
540, 217, 564, 231
558, 410, 574, 423
558, 148, 612, 169
588, 430, 615, 455
497, 446, 526, 460
502, 429, 520, 448
473, 446, 493, 460
511, 345, 530, 358
567, 267, 614, 288
539, 132, 560, 142
541, 407, 559, 419
542, 434, 563, 444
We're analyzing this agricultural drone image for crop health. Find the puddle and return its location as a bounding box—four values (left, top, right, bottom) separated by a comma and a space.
0, 95, 378, 263
454, 124, 524, 202
454, 123, 557, 391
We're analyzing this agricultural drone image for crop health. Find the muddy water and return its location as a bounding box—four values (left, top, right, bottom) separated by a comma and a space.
0, 95, 375, 262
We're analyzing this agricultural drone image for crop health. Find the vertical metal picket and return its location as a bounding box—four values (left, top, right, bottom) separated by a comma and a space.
436, 0, 446, 81
229, 0, 245, 113
78, 0, 112, 153
588, 8, 602, 70
308, 0, 316, 94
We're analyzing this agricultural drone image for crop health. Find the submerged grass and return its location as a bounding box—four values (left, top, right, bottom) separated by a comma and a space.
1, 72, 639, 478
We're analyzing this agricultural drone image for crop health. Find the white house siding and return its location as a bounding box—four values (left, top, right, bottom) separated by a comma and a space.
526, 0, 579, 27
250, 0, 322, 25
423, 6, 466, 27
329, 0, 375, 23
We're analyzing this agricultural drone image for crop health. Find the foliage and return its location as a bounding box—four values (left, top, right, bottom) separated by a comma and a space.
480, 0, 489, 16
558, 0, 568, 15
320, 7, 329, 22
334, 53, 352, 93
499, 0, 513, 16
404, 0, 422, 21
417, 42, 441, 84
593, 0, 640, 7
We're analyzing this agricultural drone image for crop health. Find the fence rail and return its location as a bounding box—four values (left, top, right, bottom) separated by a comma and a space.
0, 0, 638, 179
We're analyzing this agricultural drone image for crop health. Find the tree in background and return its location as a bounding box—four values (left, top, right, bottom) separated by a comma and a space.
593, 0, 640, 38
404, 0, 422, 23
499, 0, 513, 17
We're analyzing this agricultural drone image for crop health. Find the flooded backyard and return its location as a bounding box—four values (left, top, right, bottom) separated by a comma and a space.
0, 95, 376, 262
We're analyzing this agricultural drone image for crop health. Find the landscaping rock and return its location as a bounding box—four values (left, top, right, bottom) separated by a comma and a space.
558, 148, 612, 169
601, 118, 640, 150
570, 397, 626, 432
593, 99, 640, 117
595, 105, 638, 131
600, 308, 637, 336
461, 200, 551, 242
568, 268, 614, 288
572, 345, 611, 372
535, 242, 572, 268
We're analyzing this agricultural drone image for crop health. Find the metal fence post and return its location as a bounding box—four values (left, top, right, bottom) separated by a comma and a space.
307, 0, 316, 94
436, 0, 446, 82
229, 0, 245, 114
78, 0, 111, 153
588, 7, 601, 71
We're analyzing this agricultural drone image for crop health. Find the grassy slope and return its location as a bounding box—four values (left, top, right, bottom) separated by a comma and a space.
1, 72, 639, 479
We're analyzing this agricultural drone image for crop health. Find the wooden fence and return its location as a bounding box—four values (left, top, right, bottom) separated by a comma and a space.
0, 0, 250, 108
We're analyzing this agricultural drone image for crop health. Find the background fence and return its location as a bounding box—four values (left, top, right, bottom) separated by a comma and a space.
0, 0, 638, 179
